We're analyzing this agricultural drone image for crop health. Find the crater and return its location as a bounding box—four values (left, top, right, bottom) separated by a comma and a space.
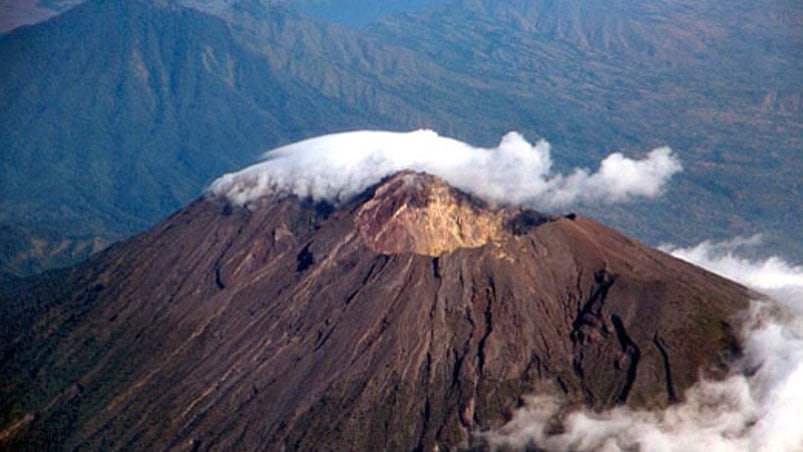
354, 172, 506, 256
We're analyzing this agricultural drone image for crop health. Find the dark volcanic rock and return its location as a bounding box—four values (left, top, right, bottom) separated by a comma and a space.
0, 172, 750, 450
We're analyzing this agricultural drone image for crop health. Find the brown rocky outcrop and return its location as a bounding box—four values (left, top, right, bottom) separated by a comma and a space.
0, 171, 750, 450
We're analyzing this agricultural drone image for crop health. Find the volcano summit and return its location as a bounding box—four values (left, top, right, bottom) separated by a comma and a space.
0, 164, 751, 450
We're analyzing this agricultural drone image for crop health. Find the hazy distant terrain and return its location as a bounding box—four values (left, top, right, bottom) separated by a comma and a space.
0, 0, 800, 276
0, 0, 440, 32
364, 0, 802, 250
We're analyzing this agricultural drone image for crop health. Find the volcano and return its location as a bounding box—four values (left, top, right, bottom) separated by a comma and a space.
0, 171, 749, 450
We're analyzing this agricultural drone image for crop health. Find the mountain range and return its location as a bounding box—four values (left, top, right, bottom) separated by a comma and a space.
0, 0, 440, 32
0, 0, 800, 276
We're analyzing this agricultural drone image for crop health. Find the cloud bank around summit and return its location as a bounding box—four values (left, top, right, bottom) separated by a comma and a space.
209, 129, 682, 208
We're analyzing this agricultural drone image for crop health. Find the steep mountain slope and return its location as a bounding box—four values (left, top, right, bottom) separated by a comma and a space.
0, 171, 750, 450
185, 0, 445, 27
277, 0, 443, 28
215, 0, 492, 135
0, 0, 444, 33
0, 0, 383, 247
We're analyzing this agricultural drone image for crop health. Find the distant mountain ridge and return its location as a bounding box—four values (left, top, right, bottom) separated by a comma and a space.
1, 0, 800, 277
0, 0, 444, 33
366, 0, 802, 253
0, 0, 396, 246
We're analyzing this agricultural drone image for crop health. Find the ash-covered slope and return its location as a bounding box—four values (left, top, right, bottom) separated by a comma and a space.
0, 172, 749, 450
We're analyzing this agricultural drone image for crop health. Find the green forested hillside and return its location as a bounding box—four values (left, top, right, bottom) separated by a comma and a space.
0, 0, 383, 239
1, 0, 800, 277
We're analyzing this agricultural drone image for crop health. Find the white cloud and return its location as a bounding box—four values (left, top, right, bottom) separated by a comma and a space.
483, 237, 803, 452
661, 236, 803, 308
208, 129, 682, 208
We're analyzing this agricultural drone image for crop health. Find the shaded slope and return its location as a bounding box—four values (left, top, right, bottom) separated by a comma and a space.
0, 172, 750, 450
0, 0, 375, 240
